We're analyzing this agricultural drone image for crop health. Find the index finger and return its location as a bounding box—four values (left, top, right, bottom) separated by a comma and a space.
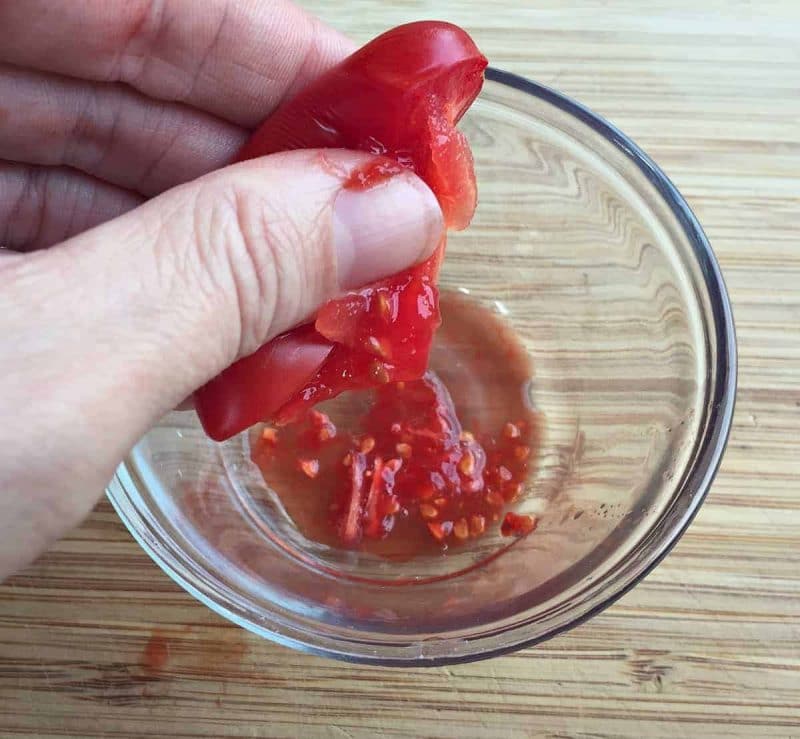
0, 0, 355, 128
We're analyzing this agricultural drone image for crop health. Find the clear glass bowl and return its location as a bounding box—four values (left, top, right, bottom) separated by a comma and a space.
107, 68, 736, 665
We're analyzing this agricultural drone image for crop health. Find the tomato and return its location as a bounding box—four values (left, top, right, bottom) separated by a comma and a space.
196, 325, 333, 441
274, 247, 444, 423
196, 22, 487, 441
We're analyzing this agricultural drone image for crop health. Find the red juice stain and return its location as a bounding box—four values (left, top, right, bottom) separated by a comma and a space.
251, 292, 541, 557
140, 625, 248, 677
141, 630, 170, 673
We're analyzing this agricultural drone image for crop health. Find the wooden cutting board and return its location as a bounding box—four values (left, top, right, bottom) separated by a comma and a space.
1, 1, 798, 736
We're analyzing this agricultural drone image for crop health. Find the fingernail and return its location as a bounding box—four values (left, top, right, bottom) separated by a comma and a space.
333, 172, 444, 290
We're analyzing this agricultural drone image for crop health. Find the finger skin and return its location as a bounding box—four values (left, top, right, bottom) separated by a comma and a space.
0, 161, 143, 251
0, 64, 246, 196
0, 0, 355, 126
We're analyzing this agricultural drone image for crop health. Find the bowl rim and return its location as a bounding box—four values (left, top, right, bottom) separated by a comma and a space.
107, 66, 738, 666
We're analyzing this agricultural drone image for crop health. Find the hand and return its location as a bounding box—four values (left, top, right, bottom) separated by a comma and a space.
0, 0, 443, 579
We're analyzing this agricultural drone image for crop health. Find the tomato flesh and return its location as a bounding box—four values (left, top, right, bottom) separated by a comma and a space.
196, 22, 487, 441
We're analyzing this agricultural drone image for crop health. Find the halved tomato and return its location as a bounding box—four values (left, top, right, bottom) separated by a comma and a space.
196, 21, 487, 441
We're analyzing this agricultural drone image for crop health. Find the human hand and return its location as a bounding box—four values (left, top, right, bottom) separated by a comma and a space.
0, 0, 443, 578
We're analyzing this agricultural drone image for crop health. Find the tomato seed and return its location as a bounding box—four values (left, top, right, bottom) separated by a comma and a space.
419, 503, 438, 520
370, 361, 391, 384
505, 482, 523, 501
514, 445, 531, 461
360, 436, 376, 454
298, 458, 320, 479
460, 430, 475, 442
503, 422, 521, 439
486, 490, 505, 507
318, 425, 336, 442
469, 514, 486, 536
376, 293, 391, 319
364, 335, 388, 358
453, 518, 469, 540
458, 449, 476, 476
261, 427, 278, 443
427, 521, 453, 541
310, 409, 331, 427
396, 442, 412, 459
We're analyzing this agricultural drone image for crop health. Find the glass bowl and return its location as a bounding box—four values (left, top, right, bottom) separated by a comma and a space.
107, 68, 736, 665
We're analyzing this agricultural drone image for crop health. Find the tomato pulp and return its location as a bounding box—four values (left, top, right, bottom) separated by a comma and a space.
196, 22, 488, 441
251, 293, 539, 552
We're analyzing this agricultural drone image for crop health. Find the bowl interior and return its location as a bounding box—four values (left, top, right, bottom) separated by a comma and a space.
108, 70, 732, 663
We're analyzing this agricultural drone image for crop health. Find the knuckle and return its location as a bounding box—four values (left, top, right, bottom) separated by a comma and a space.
194, 178, 319, 357
119, 0, 229, 103
2, 165, 46, 249
67, 86, 109, 170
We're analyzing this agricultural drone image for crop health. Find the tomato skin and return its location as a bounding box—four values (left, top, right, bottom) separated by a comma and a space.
196, 22, 487, 441
236, 21, 486, 229
197, 326, 333, 442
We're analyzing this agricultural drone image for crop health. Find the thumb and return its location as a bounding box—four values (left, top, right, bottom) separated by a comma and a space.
16, 148, 442, 441
0, 149, 441, 574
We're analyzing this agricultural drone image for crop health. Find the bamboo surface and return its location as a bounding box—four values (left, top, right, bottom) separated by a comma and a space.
1, 1, 799, 737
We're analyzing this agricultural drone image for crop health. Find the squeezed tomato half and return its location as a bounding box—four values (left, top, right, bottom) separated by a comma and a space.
196, 22, 488, 441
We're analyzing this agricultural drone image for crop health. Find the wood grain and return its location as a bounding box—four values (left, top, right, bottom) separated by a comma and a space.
1, 1, 798, 736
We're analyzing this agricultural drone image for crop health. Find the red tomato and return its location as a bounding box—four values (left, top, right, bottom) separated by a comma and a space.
196, 22, 487, 441
197, 325, 333, 442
